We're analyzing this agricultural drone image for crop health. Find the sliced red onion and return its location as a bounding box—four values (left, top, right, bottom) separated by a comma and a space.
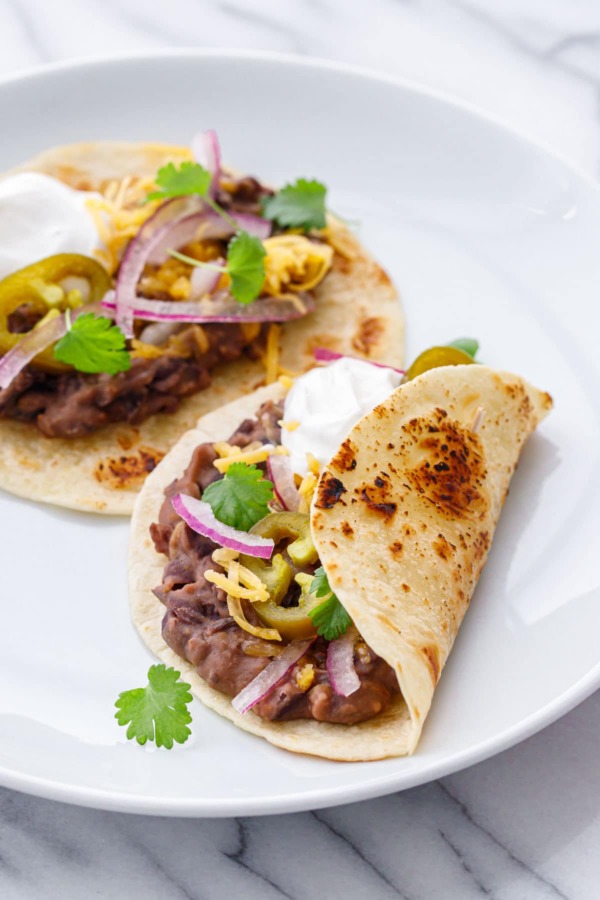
314, 347, 405, 375
115, 196, 206, 338
103, 291, 314, 325
267, 454, 300, 512
327, 631, 360, 697
172, 493, 274, 559
231, 212, 271, 240
232, 639, 314, 714
189, 263, 222, 299
0, 314, 67, 390
192, 129, 222, 197
190, 131, 270, 237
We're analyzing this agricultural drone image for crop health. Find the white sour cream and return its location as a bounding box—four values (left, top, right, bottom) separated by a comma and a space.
282, 357, 404, 477
0, 172, 102, 279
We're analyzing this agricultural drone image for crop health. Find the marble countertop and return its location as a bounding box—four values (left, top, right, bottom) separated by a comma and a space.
1, 2, 599, 898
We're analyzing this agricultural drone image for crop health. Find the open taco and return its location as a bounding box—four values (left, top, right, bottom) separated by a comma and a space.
128, 353, 552, 760
0, 133, 403, 514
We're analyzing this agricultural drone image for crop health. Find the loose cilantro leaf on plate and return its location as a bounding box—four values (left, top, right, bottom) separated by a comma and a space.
115, 664, 192, 749
226, 231, 266, 304
308, 566, 352, 640
447, 337, 479, 359
147, 161, 212, 202
262, 178, 327, 231
53, 314, 131, 375
202, 462, 274, 531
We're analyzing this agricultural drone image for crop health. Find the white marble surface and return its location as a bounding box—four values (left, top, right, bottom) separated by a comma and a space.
1, 1, 599, 897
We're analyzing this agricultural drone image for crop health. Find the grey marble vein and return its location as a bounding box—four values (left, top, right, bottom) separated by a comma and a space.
436, 783, 571, 900
311, 809, 410, 899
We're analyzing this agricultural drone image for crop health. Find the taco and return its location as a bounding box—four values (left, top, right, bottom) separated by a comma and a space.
129, 355, 552, 760
0, 134, 403, 514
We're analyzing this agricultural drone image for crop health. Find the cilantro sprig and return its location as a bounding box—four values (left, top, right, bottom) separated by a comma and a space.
147, 161, 212, 202
202, 462, 274, 531
115, 664, 193, 749
53, 312, 131, 375
447, 337, 479, 359
262, 178, 327, 232
170, 231, 266, 306
308, 566, 352, 641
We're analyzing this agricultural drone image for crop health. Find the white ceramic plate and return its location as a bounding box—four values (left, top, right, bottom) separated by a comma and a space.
1, 51, 599, 817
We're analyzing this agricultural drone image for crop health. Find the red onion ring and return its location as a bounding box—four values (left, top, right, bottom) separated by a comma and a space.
0, 314, 67, 390
172, 493, 274, 559
115, 196, 206, 338
327, 630, 360, 697
103, 291, 315, 325
192, 129, 222, 197
267, 454, 300, 512
190, 265, 222, 299
313, 347, 405, 375
232, 639, 315, 714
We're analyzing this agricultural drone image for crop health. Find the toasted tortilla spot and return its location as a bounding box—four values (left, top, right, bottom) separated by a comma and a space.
95, 446, 165, 489
340, 521, 354, 537
421, 645, 440, 683
315, 475, 347, 509
352, 316, 385, 356
432, 534, 456, 561
360, 488, 397, 520
335, 439, 358, 472
116, 429, 140, 451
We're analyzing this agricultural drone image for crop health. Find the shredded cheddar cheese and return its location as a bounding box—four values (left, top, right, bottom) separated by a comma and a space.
206, 549, 280, 641
278, 420, 300, 432
262, 235, 333, 295
298, 472, 318, 513
213, 444, 287, 474
86, 175, 160, 274
306, 452, 320, 476
263, 323, 280, 385
278, 374, 295, 391
294, 663, 315, 691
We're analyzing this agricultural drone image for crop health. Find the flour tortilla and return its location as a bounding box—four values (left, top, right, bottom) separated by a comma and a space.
129, 365, 551, 761
0, 142, 403, 514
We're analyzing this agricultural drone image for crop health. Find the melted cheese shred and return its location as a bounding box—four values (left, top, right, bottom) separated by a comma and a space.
212, 444, 288, 474
206, 550, 280, 641
86, 176, 160, 274
262, 234, 333, 295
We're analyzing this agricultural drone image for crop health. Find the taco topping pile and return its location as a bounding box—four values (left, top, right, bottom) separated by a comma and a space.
150, 393, 400, 725
0, 131, 337, 438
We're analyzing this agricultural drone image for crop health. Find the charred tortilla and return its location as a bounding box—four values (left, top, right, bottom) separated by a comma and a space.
129, 365, 551, 760
0, 142, 403, 514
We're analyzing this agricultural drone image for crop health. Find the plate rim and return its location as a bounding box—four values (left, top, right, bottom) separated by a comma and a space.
1, 47, 599, 817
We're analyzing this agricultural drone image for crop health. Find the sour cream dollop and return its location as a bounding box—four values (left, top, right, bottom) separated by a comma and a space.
0, 173, 102, 279
282, 357, 404, 477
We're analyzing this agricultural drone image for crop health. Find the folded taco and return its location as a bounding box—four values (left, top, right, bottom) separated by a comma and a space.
0, 133, 402, 514
129, 351, 552, 760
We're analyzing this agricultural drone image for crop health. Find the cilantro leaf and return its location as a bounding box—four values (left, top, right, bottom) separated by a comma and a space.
308, 566, 352, 640
115, 664, 193, 749
262, 178, 327, 232
147, 161, 212, 202
447, 337, 479, 359
53, 314, 131, 375
202, 462, 274, 530
227, 231, 266, 304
